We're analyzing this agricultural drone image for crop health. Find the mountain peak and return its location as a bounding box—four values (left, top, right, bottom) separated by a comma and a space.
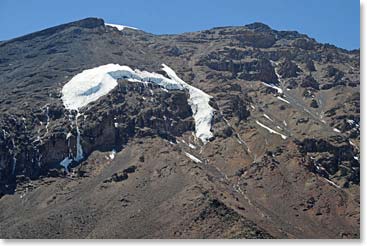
244, 22, 272, 31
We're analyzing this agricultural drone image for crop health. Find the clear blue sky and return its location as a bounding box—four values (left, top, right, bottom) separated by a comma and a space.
0, 0, 359, 50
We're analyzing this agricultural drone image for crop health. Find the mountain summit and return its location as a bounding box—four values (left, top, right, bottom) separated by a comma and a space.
0, 18, 360, 239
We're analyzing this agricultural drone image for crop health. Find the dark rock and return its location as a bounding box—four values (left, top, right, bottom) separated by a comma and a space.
300, 75, 319, 90
310, 99, 319, 108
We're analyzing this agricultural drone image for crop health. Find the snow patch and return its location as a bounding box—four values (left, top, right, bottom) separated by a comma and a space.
333, 128, 341, 133
162, 64, 214, 144
188, 143, 197, 149
256, 120, 287, 140
62, 64, 183, 110
263, 114, 273, 122
261, 82, 283, 94
184, 152, 202, 163
276, 96, 290, 104
109, 149, 116, 160
105, 23, 138, 31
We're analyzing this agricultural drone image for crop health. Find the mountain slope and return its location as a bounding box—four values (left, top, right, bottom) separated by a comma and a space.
0, 18, 360, 239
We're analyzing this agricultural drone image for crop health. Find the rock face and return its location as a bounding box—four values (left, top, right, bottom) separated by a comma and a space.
0, 18, 360, 239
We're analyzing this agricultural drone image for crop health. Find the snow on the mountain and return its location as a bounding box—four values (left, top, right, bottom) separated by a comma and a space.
346, 119, 354, 125
184, 152, 202, 163
276, 96, 290, 104
256, 120, 287, 140
283, 120, 287, 126
323, 178, 341, 189
261, 82, 283, 94
60, 157, 72, 172
62, 63, 214, 144
333, 128, 341, 133
105, 23, 138, 31
162, 64, 214, 144
62, 64, 184, 110
188, 143, 197, 149
109, 149, 116, 160
263, 114, 273, 122
75, 112, 83, 161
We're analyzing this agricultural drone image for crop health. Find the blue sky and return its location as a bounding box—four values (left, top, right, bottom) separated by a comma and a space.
0, 0, 359, 50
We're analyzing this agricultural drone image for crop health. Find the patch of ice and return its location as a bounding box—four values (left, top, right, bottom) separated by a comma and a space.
261, 82, 283, 94
276, 96, 290, 104
66, 132, 72, 140
62, 64, 183, 110
74, 112, 83, 161
184, 152, 202, 163
60, 157, 73, 172
333, 128, 341, 133
323, 178, 341, 189
188, 143, 197, 149
162, 64, 214, 144
105, 23, 138, 31
109, 149, 116, 160
256, 120, 287, 140
263, 114, 273, 122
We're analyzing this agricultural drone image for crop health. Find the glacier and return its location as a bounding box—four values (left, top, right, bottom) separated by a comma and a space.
61, 63, 214, 144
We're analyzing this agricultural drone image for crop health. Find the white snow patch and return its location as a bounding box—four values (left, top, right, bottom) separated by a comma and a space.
261, 82, 283, 94
66, 132, 72, 140
105, 23, 138, 31
353, 156, 359, 161
184, 152, 202, 163
323, 178, 341, 189
162, 64, 214, 144
109, 149, 116, 160
282, 120, 287, 126
62, 64, 184, 110
333, 128, 341, 133
263, 114, 273, 122
114, 122, 119, 128
256, 120, 287, 140
276, 96, 290, 104
188, 143, 197, 149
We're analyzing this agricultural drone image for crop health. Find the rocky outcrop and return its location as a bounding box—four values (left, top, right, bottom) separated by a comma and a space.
277, 59, 302, 78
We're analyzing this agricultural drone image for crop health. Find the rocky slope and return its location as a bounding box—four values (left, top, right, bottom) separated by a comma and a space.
0, 18, 360, 239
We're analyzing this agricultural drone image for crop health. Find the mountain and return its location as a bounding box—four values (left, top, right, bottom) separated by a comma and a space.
0, 18, 360, 239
